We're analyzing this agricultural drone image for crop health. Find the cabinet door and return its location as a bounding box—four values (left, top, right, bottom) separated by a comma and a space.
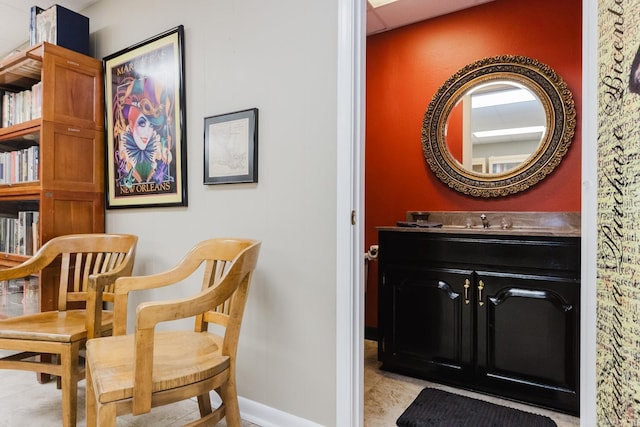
475, 271, 579, 414
41, 50, 103, 130
39, 122, 104, 193
379, 265, 474, 381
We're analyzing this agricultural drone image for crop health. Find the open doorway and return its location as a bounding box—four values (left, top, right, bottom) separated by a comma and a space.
358, 0, 593, 424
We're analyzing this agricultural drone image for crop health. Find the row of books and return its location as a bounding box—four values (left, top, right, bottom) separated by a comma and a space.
1, 83, 43, 128
0, 277, 38, 296
0, 211, 39, 256
0, 146, 40, 184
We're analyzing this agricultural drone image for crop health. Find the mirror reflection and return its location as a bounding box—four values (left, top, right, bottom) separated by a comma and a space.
422, 55, 576, 198
445, 81, 546, 175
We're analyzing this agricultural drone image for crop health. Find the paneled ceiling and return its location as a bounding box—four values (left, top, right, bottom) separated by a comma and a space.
367, 0, 495, 35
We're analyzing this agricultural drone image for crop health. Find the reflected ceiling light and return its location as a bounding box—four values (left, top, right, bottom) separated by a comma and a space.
473, 126, 545, 138
368, 0, 399, 8
472, 88, 536, 108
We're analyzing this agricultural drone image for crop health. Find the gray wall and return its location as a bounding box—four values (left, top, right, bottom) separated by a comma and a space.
84, 0, 341, 425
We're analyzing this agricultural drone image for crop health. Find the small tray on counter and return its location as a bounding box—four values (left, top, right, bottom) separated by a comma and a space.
396, 221, 443, 228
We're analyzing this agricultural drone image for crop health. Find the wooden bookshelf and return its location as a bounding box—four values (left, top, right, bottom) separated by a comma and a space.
0, 42, 105, 311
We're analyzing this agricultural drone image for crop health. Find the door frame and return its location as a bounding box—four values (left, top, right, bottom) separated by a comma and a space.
336, 0, 365, 425
336, 0, 598, 425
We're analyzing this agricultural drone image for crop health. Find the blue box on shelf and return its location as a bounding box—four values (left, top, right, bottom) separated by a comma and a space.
30, 4, 89, 56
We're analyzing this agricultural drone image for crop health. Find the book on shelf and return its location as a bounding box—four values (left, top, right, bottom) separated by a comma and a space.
0, 146, 40, 184
1, 91, 12, 128
17, 211, 39, 256
0, 82, 42, 128
31, 82, 42, 119
31, 212, 39, 255
29, 6, 44, 47
0, 90, 5, 127
0, 211, 39, 256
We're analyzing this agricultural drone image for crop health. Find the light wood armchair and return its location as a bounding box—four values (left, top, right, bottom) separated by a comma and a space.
0, 233, 138, 427
85, 238, 261, 427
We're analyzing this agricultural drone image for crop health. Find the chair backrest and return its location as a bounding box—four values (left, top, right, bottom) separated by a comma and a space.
48, 234, 138, 310
0, 233, 137, 338
0, 233, 138, 307
113, 238, 260, 350
194, 238, 261, 358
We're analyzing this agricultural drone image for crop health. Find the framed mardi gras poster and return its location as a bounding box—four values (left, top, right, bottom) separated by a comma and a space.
104, 25, 187, 208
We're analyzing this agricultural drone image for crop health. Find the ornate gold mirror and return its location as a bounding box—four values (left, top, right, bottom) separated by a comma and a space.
422, 55, 576, 197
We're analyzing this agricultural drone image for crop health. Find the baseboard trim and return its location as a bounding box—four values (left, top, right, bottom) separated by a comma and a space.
209, 394, 323, 427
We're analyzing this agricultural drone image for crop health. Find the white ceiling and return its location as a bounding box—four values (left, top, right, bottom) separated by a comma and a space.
0, 0, 97, 59
367, 0, 495, 35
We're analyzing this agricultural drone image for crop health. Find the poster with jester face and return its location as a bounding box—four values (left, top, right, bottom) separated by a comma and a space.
104, 26, 187, 208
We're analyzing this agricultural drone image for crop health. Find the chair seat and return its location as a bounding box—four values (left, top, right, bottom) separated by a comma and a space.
0, 310, 114, 342
88, 330, 229, 404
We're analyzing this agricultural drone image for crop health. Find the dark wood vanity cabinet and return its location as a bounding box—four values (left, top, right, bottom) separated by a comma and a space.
377, 229, 580, 415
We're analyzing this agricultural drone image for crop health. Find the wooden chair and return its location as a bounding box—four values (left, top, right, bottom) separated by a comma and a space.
85, 238, 261, 427
0, 233, 138, 427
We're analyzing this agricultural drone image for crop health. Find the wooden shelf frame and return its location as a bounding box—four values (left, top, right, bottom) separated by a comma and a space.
0, 42, 105, 309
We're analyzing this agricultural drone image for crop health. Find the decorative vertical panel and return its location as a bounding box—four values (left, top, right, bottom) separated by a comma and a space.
597, 1, 640, 424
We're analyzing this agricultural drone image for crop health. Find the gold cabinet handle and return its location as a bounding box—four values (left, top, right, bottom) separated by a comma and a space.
464, 279, 470, 304
478, 280, 484, 306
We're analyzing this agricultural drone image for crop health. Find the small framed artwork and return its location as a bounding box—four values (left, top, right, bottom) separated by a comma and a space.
103, 25, 188, 208
204, 108, 258, 184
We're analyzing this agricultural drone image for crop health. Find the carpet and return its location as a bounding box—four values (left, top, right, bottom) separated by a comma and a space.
396, 388, 557, 427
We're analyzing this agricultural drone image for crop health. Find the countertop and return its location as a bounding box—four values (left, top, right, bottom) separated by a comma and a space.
377, 211, 581, 237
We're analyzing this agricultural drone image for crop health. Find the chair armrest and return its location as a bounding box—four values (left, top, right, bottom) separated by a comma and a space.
85, 255, 137, 339
0, 241, 61, 281
114, 257, 207, 295
135, 284, 231, 330
111, 255, 209, 335
133, 250, 251, 330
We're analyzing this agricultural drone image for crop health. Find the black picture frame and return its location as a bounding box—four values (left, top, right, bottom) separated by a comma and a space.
103, 25, 187, 208
204, 108, 258, 185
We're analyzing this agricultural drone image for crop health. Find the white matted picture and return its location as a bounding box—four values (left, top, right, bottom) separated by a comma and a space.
204, 108, 258, 184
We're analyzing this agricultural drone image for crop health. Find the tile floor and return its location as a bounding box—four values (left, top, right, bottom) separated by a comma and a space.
0, 287, 580, 426
363, 339, 580, 427
0, 365, 259, 426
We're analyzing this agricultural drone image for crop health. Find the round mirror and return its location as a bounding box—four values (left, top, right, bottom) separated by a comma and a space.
422, 55, 576, 197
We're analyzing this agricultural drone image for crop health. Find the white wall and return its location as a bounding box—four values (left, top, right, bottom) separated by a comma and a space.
84, 0, 341, 425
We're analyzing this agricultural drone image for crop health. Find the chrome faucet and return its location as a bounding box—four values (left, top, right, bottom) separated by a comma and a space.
480, 214, 489, 228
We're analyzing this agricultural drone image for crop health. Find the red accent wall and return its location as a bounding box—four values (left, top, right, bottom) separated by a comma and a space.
364, 0, 582, 328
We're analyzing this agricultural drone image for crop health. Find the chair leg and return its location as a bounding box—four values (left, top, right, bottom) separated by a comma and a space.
88, 362, 116, 427
86, 361, 97, 427
36, 353, 53, 384
55, 353, 62, 389
97, 402, 117, 427
197, 392, 213, 417
60, 343, 80, 427
217, 380, 241, 427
